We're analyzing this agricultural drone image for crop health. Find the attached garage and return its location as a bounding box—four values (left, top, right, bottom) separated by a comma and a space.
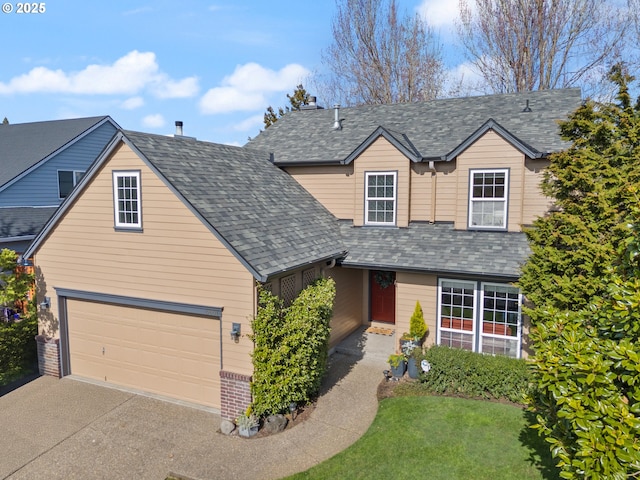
57, 289, 222, 409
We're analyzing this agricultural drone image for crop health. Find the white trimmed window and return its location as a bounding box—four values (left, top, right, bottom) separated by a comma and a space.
58, 170, 84, 199
113, 171, 141, 229
469, 169, 508, 229
437, 279, 522, 358
365, 171, 397, 225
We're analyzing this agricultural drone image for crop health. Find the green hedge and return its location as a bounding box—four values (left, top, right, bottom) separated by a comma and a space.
250, 277, 336, 417
0, 315, 37, 386
418, 345, 532, 404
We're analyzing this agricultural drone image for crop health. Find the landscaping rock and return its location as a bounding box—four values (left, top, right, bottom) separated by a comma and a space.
264, 414, 288, 434
220, 419, 236, 435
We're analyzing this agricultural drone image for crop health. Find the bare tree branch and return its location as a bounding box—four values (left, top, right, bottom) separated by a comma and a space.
318, 0, 445, 106
457, 0, 637, 95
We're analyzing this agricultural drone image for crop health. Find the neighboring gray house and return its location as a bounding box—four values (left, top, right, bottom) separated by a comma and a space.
0, 116, 119, 252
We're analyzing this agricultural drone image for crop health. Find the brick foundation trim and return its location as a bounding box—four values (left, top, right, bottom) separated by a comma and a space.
35, 335, 61, 378
220, 370, 252, 421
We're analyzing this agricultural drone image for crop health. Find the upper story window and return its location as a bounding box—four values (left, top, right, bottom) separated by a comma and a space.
365, 171, 397, 225
58, 170, 85, 199
469, 169, 509, 229
113, 171, 141, 229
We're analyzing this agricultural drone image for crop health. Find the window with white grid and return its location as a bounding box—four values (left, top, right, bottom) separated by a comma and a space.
437, 279, 522, 358
302, 268, 317, 289
280, 274, 297, 306
438, 280, 476, 351
469, 169, 508, 229
479, 283, 521, 357
365, 172, 396, 225
113, 171, 141, 229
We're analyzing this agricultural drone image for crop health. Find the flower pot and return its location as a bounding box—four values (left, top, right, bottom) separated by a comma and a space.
407, 357, 419, 379
238, 425, 259, 438
390, 359, 406, 378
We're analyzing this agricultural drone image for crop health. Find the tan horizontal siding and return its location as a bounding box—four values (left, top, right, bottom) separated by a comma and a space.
522, 158, 551, 225
455, 131, 525, 231
433, 161, 457, 223
285, 165, 355, 220
328, 266, 364, 348
396, 272, 438, 350
410, 163, 432, 222
34, 142, 256, 376
353, 137, 411, 227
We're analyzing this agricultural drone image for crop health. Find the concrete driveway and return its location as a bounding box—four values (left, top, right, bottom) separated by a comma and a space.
0, 329, 391, 480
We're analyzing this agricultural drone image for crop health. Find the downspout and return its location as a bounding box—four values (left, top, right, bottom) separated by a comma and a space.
429, 160, 437, 224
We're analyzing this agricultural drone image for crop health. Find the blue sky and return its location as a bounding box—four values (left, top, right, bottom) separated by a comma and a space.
0, 1, 465, 145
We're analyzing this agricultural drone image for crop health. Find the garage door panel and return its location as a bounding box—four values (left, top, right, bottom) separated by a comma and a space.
66, 299, 220, 408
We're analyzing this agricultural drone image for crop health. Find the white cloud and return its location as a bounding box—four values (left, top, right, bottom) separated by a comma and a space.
142, 114, 165, 128
417, 0, 461, 28
152, 76, 200, 99
199, 62, 309, 114
121, 96, 144, 110
0, 50, 199, 99
445, 61, 487, 95
232, 114, 264, 132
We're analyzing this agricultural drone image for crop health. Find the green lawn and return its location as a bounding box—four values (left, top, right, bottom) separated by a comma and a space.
285, 396, 559, 480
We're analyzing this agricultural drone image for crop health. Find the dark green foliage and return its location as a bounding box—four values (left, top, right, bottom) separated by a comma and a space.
418, 345, 531, 404
523, 66, 640, 478
263, 84, 311, 128
0, 315, 37, 385
519, 65, 640, 319
250, 278, 336, 417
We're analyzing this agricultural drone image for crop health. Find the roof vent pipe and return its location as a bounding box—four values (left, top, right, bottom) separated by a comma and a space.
332, 104, 342, 130
175, 121, 183, 136
522, 100, 532, 113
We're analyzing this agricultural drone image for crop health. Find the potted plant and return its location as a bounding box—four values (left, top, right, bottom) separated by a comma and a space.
406, 345, 423, 379
388, 353, 406, 378
236, 407, 260, 438
408, 301, 428, 346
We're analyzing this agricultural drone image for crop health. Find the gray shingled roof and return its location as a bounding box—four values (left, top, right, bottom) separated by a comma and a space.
123, 131, 346, 281
339, 222, 530, 279
0, 207, 58, 239
0, 116, 110, 187
247, 89, 582, 165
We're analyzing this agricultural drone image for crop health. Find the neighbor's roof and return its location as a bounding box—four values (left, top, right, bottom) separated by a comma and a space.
26, 130, 345, 281
0, 116, 115, 188
247, 88, 582, 165
339, 222, 530, 279
0, 206, 58, 240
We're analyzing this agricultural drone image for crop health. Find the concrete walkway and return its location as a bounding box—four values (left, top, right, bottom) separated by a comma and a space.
0, 328, 394, 480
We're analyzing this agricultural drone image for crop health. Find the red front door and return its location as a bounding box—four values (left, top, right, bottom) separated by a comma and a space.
370, 271, 396, 323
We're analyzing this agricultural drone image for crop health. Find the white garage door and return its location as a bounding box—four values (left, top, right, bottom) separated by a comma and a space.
66, 299, 220, 408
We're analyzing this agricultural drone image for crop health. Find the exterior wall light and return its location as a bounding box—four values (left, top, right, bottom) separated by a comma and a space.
40, 296, 51, 309
230, 323, 241, 342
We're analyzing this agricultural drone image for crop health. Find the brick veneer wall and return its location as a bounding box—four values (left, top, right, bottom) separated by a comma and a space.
35, 335, 61, 377
220, 370, 252, 421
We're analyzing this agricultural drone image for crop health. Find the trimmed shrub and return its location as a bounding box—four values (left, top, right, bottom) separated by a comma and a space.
250, 277, 336, 417
409, 301, 427, 340
419, 345, 531, 404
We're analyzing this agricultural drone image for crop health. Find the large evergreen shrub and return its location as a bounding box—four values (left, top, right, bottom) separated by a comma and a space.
250, 277, 336, 417
522, 66, 640, 478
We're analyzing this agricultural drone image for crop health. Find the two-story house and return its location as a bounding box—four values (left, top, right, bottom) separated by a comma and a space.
248, 89, 582, 360
24, 89, 581, 418
0, 116, 119, 253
